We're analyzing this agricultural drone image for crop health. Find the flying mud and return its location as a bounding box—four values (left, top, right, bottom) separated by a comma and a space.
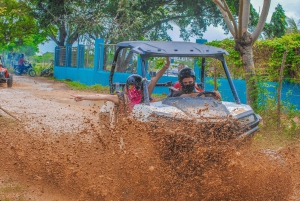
0, 76, 299, 200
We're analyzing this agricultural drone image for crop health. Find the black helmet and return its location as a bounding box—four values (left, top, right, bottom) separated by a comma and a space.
126, 74, 143, 90
178, 67, 195, 83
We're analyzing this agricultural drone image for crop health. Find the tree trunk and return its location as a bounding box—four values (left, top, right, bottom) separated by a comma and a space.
235, 33, 257, 108
277, 49, 288, 128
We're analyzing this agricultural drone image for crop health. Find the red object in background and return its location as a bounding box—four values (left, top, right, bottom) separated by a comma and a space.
0, 65, 9, 78
173, 81, 203, 92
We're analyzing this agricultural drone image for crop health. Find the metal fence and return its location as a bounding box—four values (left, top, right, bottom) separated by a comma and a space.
84, 45, 94, 68
102, 44, 116, 71
56, 47, 66, 66
71, 47, 77, 67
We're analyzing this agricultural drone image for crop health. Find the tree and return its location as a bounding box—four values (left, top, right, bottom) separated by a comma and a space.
213, 0, 271, 107
286, 17, 300, 34
27, 0, 227, 46
0, 0, 47, 51
26, 0, 89, 46
263, 4, 287, 39
61, 0, 227, 71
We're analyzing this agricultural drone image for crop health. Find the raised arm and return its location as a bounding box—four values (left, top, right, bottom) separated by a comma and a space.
148, 57, 170, 96
72, 94, 119, 104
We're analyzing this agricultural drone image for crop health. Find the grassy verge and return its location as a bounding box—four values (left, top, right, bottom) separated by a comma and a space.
253, 107, 300, 149
62, 79, 110, 93
55, 78, 169, 99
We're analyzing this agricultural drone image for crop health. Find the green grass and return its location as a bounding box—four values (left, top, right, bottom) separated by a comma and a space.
55, 78, 169, 99
62, 79, 110, 93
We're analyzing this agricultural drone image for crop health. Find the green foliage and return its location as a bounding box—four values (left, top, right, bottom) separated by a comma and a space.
206, 39, 244, 79
252, 72, 300, 138
286, 17, 300, 34
263, 4, 288, 39
26, 0, 244, 45
33, 52, 54, 63
205, 79, 221, 88
257, 97, 300, 139
206, 34, 300, 83
257, 33, 300, 83
0, 0, 48, 51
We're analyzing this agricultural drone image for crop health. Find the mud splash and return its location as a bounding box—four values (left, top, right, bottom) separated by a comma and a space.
1, 114, 299, 201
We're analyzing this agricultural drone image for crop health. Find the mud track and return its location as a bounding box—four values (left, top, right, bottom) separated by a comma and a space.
0, 76, 300, 201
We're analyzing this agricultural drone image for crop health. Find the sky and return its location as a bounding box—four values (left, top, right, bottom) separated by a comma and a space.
38, 0, 300, 54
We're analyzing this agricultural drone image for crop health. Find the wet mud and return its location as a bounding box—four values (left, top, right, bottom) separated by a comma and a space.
1, 76, 300, 200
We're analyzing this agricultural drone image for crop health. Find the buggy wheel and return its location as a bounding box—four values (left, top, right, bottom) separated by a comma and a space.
28, 69, 36, 77
7, 74, 13, 88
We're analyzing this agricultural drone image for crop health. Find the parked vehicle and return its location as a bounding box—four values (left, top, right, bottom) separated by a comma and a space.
40, 62, 54, 77
0, 65, 13, 88
14, 61, 36, 77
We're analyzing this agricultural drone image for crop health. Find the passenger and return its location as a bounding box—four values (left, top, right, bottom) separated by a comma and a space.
169, 67, 221, 100
72, 57, 170, 111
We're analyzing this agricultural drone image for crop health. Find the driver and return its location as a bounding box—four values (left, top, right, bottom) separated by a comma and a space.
169, 67, 221, 100
72, 57, 170, 113
17, 54, 26, 73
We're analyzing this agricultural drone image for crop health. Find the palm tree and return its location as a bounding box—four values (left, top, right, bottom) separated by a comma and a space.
286, 17, 300, 34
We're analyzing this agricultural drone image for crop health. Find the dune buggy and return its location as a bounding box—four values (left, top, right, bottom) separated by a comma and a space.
99, 41, 261, 141
0, 65, 13, 88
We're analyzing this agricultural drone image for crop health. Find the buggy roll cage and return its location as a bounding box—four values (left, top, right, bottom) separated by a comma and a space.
109, 41, 241, 105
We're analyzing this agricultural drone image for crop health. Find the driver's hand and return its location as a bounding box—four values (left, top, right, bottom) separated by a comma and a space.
71, 95, 83, 101
180, 93, 198, 97
214, 91, 221, 101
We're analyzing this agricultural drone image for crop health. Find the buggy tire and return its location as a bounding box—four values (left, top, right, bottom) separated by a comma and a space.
28, 69, 36, 77
7, 74, 13, 88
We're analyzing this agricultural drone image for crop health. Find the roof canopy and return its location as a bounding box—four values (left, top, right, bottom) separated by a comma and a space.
116, 41, 229, 60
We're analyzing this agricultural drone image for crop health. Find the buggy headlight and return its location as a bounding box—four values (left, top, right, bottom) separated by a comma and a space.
238, 114, 256, 125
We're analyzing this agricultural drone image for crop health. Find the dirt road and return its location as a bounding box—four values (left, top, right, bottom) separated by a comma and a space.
0, 76, 102, 133
0, 76, 300, 201
0, 76, 106, 200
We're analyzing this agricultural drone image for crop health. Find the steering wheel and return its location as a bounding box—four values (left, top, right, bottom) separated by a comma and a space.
196, 91, 219, 99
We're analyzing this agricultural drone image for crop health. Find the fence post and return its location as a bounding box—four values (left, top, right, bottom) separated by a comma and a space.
195, 39, 207, 89
137, 56, 142, 75
94, 38, 104, 71
77, 45, 84, 68
66, 44, 72, 67
54, 46, 60, 66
